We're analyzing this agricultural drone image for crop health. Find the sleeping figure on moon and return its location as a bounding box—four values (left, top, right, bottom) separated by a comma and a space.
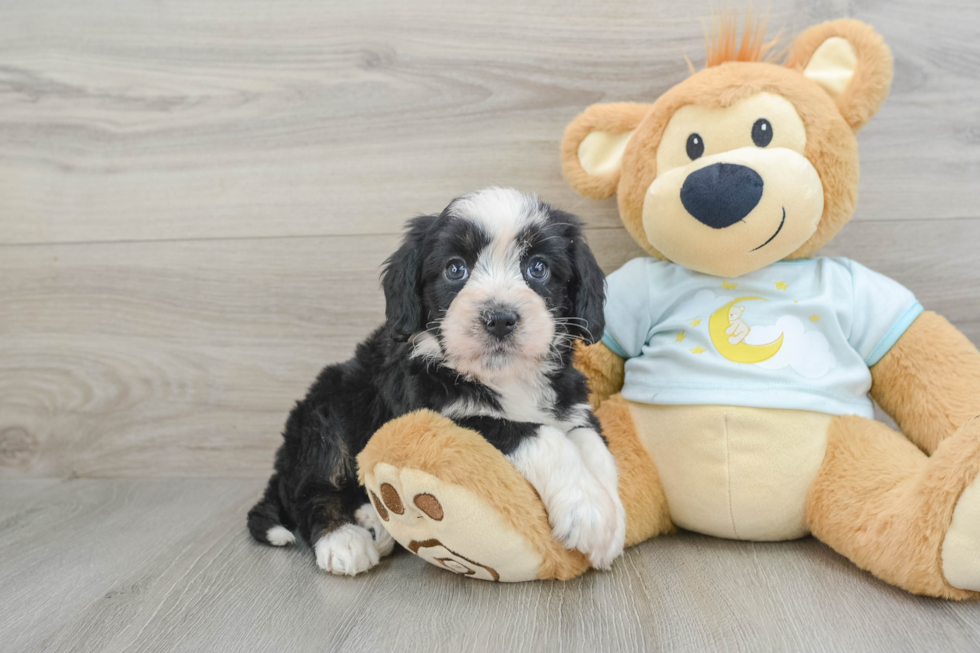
725, 304, 751, 345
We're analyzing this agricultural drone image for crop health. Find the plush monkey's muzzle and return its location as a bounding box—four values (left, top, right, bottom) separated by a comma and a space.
642, 146, 824, 278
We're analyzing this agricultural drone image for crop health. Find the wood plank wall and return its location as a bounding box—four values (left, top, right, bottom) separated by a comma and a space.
2, 0, 979, 478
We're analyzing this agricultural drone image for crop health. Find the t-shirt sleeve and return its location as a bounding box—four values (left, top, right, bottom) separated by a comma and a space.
845, 260, 924, 367
600, 258, 654, 359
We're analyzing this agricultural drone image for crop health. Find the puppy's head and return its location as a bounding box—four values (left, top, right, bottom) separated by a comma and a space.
381, 188, 605, 378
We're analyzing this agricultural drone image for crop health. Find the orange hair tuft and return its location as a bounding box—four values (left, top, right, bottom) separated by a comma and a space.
703, 8, 782, 68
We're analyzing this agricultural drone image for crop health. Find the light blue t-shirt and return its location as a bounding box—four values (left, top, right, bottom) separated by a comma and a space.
601, 257, 923, 419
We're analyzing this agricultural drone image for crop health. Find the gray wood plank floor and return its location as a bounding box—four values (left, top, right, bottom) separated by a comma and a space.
2, 0, 980, 649
3, 479, 980, 653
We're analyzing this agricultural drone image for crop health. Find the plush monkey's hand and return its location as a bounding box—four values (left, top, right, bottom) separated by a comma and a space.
574, 340, 626, 408
871, 311, 980, 454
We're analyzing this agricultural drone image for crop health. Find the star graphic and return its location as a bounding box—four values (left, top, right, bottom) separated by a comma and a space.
721, 281, 737, 290
810, 314, 821, 322
676, 331, 687, 342
794, 300, 799, 303
690, 346, 706, 354
775, 281, 789, 290
690, 319, 702, 326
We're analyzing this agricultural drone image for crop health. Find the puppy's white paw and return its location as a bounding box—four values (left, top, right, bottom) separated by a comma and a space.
314, 525, 380, 576
567, 427, 627, 569
546, 476, 620, 569
266, 525, 296, 547
355, 502, 395, 558
597, 495, 627, 570
507, 425, 621, 570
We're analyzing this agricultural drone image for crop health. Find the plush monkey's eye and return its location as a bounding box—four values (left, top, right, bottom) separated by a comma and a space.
526, 256, 550, 281
752, 118, 773, 147
686, 133, 704, 160
445, 258, 468, 282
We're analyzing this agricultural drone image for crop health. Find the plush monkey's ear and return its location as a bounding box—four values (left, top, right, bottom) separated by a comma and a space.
561, 102, 650, 200
786, 19, 893, 132
381, 215, 436, 342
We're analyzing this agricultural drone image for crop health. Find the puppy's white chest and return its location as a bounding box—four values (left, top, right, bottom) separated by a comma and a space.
492, 375, 556, 425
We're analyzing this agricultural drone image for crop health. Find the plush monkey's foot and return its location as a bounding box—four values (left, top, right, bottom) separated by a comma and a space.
357, 410, 591, 582
365, 462, 544, 581
943, 438, 980, 592
809, 415, 980, 599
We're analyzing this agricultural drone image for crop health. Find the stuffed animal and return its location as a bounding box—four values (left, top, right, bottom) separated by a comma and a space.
357, 17, 980, 599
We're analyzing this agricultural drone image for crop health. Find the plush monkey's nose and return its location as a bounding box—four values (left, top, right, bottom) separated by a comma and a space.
680, 163, 764, 229
483, 310, 519, 340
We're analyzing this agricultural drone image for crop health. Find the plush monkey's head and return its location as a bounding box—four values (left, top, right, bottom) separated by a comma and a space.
562, 18, 893, 278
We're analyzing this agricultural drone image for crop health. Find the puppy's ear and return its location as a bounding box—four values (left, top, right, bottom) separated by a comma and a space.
381, 215, 436, 342
568, 231, 607, 345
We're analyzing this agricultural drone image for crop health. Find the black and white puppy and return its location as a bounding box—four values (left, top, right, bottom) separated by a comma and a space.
247, 188, 626, 575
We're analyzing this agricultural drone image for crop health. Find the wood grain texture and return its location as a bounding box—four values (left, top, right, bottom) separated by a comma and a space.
1, 0, 979, 246
2, 0, 980, 647
1, 479, 979, 653
2, 0, 979, 480
0, 227, 634, 478
2, 220, 979, 479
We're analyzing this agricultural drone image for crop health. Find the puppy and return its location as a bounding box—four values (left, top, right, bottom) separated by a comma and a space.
247, 188, 626, 575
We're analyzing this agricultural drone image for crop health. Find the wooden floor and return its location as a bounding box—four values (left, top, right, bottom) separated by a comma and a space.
2, 0, 980, 650
4, 479, 980, 653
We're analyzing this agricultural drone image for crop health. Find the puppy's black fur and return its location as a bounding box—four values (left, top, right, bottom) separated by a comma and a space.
247, 196, 606, 553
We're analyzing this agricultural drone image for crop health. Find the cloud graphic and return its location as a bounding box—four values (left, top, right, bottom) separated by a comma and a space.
746, 316, 836, 379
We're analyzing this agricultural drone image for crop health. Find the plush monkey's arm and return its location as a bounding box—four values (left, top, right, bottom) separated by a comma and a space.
870, 310, 980, 454
574, 341, 626, 408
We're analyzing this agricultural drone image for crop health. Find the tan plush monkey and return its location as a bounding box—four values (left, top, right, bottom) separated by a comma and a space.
358, 17, 980, 599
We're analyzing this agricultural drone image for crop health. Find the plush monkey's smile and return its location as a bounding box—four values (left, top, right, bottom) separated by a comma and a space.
750, 207, 786, 252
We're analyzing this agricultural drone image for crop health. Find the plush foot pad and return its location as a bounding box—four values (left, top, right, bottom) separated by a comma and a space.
943, 473, 980, 591
363, 463, 545, 581
314, 524, 380, 576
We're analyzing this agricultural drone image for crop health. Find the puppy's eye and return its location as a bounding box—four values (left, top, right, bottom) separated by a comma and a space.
445, 258, 468, 282
752, 118, 773, 147
686, 133, 704, 160
526, 257, 550, 281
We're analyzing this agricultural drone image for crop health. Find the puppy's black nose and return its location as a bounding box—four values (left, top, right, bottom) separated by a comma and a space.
483, 310, 519, 339
680, 163, 764, 229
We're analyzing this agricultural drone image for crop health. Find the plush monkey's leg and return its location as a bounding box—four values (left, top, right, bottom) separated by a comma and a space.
807, 415, 980, 599
357, 402, 669, 581
357, 410, 590, 581
594, 394, 674, 546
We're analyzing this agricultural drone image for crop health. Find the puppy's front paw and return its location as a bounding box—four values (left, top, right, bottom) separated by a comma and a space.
566, 427, 627, 569
546, 477, 620, 569
355, 502, 395, 557
507, 425, 623, 570
596, 498, 627, 570
314, 524, 380, 576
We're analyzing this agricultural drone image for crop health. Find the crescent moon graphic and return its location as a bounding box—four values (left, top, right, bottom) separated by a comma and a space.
708, 297, 784, 364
